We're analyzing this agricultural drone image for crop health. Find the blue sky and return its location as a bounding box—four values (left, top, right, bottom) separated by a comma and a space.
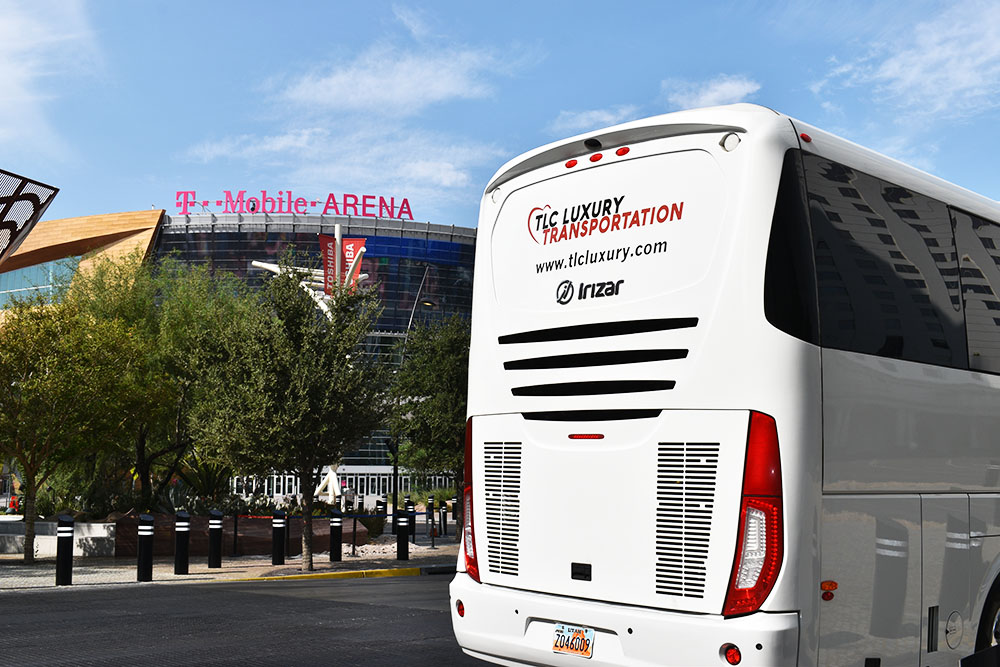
4, 0, 1000, 227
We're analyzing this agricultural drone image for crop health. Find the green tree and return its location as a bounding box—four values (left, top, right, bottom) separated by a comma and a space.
0, 297, 138, 562
389, 315, 470, 491
194, 261, 388, 571
62, 253, 251, 512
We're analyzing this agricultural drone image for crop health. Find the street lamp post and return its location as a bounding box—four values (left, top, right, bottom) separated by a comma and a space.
392, 264, 435, 521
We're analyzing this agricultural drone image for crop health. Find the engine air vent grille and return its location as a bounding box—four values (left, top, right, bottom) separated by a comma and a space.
655, 442, 719, 598
483, 442, 522, 576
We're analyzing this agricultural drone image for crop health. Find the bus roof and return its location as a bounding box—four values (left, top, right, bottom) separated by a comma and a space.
487, 103, 1000, 225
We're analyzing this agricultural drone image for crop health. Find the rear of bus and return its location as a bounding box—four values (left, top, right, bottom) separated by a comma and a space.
450, 104, 823, 666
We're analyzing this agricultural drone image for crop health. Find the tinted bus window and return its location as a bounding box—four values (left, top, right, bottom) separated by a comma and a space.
802, 153, 966, 367
953, 208, 1000, 373
764, 150, 819, 344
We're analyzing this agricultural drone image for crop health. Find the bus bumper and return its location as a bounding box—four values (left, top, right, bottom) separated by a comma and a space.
450, 574, 800, 666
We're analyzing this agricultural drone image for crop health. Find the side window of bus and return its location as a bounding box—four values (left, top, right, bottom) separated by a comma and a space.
952, 208, 1000, 373
801, 153, 967, 368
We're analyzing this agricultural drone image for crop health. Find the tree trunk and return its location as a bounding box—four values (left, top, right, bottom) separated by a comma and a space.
136, 424, 152, 511
300, 471, 315, 571
21, 475, 36, 564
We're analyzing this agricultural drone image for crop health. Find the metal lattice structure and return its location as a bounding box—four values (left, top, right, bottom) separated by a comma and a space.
0, 169, 58, 266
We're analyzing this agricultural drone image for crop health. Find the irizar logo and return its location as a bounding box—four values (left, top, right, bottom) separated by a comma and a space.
556, 280, 575, 304
555, 279, 624, 305
580, 279, 624, 300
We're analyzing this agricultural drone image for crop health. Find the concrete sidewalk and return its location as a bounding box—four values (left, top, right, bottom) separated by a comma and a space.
0, 537, 459, 590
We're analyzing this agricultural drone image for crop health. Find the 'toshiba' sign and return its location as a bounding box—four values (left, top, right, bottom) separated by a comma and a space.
175, 189, 414, 220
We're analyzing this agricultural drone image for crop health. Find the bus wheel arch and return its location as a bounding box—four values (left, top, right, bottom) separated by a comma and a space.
976, 575, 1000, 651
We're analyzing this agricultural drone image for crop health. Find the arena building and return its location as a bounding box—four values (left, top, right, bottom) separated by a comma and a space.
0, 207, 476, 504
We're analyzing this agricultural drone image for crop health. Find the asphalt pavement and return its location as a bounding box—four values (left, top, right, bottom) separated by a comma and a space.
0, 575, 480, 666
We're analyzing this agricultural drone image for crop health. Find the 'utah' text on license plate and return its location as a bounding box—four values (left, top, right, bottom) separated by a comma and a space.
552, 623, 595, 659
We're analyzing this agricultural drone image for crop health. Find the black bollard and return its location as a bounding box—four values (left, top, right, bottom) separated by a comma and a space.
174, 511, 190, 575
440, 504, 448, 537
329, 510, 342, 562
55, 514, 73, 586
272, 510, 286, 566
428, 496, 436, 548
396, 514, 409, 560
452, 495, 458, 521
208, 509, 223, 569
408, 503, 417, 544
137, 514, 154, 582
391, 501, 398, 536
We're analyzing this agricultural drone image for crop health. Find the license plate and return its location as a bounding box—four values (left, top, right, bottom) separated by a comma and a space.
552, 623, 595, 659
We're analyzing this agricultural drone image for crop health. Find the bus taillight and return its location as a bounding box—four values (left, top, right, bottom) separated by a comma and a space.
723, 411, 783, 617
463, 417, 481, 583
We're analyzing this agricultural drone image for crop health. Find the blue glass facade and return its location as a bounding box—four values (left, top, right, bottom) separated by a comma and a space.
0, 257, 79, 308
153, 214, 476, 467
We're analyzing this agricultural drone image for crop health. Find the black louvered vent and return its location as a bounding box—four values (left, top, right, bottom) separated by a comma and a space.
501, 318, 695, 398
483, 442, 522, 576
504, 349, 687, 370
655, 442, 719, 598
498, 317, 697, 344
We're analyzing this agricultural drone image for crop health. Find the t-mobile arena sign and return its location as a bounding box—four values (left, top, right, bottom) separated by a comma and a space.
175, 189, 414, 220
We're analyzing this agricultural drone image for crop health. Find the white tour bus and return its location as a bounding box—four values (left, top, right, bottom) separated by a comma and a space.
449, 104, 1000, 666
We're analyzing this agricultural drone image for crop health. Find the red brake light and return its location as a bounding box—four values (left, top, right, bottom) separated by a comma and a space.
565, 159, 578, 168
463, 418, 481, 583
742, 412, 782, 496
568, 433, 604, 440
615, 147, 630, 156
723, 411, 783, 617
589, 153, 603, 162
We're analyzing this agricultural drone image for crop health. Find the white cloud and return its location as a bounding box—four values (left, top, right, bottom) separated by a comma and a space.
185, 125, 504, 218
392, 5, 431, 40
285, 127, 504, 195
184, 25, 532, 220
185, 128, 330, 164
548, 105, 639, 135
280, 44, 499, 116
0, 0, 99, 160
662, 74, 761, 110
815, 0, 1000, 122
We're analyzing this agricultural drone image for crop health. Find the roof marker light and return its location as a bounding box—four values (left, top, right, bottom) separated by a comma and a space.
615, 147, 630, 156
569, 433, 604, 440
565, 159, 578, 168
590, 153, 603, 163
800, 133, 812, 143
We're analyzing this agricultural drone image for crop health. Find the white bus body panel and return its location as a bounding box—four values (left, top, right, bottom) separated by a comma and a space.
822, 350, 1000, 491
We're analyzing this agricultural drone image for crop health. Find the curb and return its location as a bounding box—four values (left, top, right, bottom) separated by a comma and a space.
229, 563, 456, 583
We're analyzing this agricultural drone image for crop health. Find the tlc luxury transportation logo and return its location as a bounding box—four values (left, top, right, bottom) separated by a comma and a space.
528, 195, 684, 245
